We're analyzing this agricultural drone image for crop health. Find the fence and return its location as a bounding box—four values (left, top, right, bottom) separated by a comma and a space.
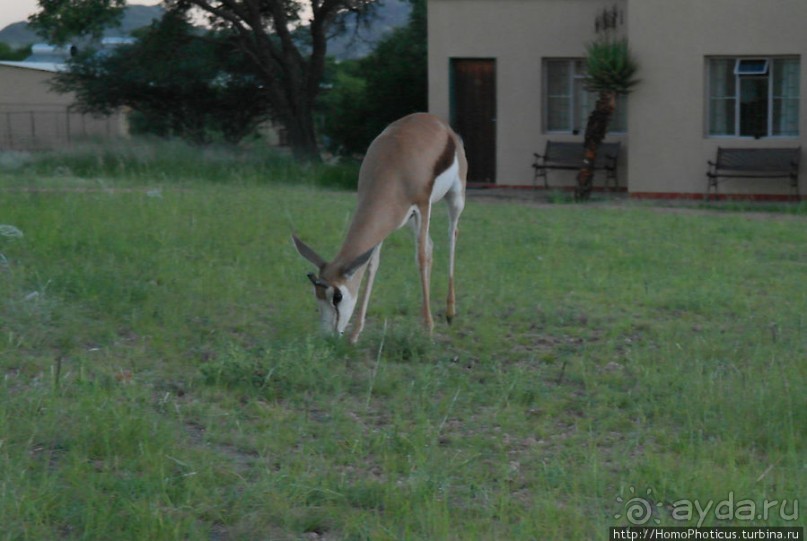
0, 109, 127, 151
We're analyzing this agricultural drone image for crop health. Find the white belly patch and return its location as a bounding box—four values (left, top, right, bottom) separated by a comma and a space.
430, 154, 460, 203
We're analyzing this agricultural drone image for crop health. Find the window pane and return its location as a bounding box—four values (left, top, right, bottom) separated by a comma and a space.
545, 58, 628, 134
710, 59, 736, 99
709, 99, 735, 135
709, 59, 736, 135
773, 58, 800, 136
547, 61, 570, 96
739, 76, 768, 137
575, 81, 593, 133
573, 62, 589, 133
735, 58, 769, 75
773, 58, 800, 97
546, 61, 571, 131
547, 96, 571, 131
773, 99, 799, 136
611, 94, 628, 132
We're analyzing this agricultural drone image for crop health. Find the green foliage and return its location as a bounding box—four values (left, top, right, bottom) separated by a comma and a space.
2, 137, 359, 190
584, 38, 640, 95
0, 42, 32, 61
51, 12, 271, 144
27, 0, 381, 158
319, 0, 427, 154
29, 0, 126, 44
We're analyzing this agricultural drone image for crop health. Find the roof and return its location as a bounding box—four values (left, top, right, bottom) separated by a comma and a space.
0, 61, 64, 73
0, 38, 135, 74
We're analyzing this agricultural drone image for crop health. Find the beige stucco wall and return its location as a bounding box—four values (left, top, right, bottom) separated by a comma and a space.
429, 0, 807, 197
0, 64, 128, 150
429, 0, 626, 187
628, 0, 807, 197
0, 65, 64, 108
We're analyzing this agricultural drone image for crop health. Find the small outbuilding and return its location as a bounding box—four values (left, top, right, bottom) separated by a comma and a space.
0, 43, 128, 151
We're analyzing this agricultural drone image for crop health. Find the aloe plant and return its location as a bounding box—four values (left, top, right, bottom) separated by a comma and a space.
576, 38, 639, 200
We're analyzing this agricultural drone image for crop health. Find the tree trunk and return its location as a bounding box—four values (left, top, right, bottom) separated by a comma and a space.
575, 91, 616, 201
283, 106, 320, 161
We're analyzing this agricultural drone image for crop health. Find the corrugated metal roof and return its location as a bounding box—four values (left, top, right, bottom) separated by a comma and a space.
0, 39, 135, 73
0, 61, 64, 73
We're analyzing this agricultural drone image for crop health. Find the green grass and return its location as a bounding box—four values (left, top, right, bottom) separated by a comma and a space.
0, 144, 804, 539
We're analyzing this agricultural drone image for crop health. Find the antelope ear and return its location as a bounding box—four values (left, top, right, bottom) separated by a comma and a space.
342, 245, 376, 278
292, 234, 326, 269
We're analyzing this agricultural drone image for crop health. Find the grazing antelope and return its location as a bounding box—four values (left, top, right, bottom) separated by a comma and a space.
292, 113, 467, 343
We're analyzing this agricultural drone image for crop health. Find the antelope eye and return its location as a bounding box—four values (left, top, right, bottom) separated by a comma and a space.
332, 288, 343, 305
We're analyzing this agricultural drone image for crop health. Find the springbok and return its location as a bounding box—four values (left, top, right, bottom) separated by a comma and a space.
292, 113, 467, 343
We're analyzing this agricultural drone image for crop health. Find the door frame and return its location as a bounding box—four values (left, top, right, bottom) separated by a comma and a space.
449, 57, 497, 185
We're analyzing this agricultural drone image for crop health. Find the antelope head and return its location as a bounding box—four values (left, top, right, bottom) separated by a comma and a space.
292, 234, 375, 336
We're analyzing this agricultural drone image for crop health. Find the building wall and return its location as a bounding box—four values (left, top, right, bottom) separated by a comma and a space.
0, 65, 63, 106
429, 0, 625, 187
628, 0, 807, 197
428, 0, 807, 197
0, 64, 128, 150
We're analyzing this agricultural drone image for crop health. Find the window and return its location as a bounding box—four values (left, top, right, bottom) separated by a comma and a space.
708, 56, 800, 137
544, 59, 627, 134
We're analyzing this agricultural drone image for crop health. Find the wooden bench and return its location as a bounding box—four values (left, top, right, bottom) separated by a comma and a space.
706, 147, 801, 201
532, 141, 621, 190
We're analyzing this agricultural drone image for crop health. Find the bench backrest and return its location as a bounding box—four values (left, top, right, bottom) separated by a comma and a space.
716, 147, 801, 172
545, 141, 620, 167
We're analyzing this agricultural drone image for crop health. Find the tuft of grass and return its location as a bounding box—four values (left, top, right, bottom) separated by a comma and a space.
699, 199, 807, 215
0, 137, 359, 191
0, 142, 804, 539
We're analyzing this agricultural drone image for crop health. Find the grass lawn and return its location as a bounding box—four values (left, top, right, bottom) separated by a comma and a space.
0, 144, 804, 540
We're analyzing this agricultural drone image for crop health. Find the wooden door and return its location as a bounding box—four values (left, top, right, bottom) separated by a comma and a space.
450, 59, 497, 184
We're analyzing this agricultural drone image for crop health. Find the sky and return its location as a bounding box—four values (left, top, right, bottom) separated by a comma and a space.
0, 1, 162, 31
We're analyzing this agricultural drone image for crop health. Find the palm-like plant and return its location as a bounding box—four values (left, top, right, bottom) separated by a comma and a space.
576, 38, 639, 200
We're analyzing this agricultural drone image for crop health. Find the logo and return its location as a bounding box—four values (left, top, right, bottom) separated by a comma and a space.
614, 486, 800, 527
614, 486, 664, 525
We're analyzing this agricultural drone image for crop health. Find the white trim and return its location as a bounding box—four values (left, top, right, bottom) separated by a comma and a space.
0, 61, 65, 73
734, 58, 769, 76
707, 55, 800, 138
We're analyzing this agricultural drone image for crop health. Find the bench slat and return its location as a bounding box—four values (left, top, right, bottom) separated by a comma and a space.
706, 146, 801, 201
716, 148, 800, 172
533, 141, 621, 190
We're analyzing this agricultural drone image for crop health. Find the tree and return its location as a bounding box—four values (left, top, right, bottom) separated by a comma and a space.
319, 0, 426, 154
0, 43, 33, 61
30, 0, 377, 159
575, 7, 639, 201
51, 12, 273, 143
29, 0, 127, 44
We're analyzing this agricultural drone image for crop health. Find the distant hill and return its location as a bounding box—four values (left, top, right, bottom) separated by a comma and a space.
0, 1, 409, 59
0, 22, 34, 48
0, 4, 164, 48
328, 0, 412, 60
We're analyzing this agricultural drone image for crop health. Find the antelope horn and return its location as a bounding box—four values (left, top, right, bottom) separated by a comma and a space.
307, 273, 330, 289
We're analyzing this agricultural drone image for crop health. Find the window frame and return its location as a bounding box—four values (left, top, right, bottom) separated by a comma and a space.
734, 58, 769, 76
542, 58, 627, 135
707, 55, 800, 139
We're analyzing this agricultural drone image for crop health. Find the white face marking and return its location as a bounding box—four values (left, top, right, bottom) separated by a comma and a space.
430, 154, 460, 203
315, 285, 357, 336
335, 288, 357, 334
